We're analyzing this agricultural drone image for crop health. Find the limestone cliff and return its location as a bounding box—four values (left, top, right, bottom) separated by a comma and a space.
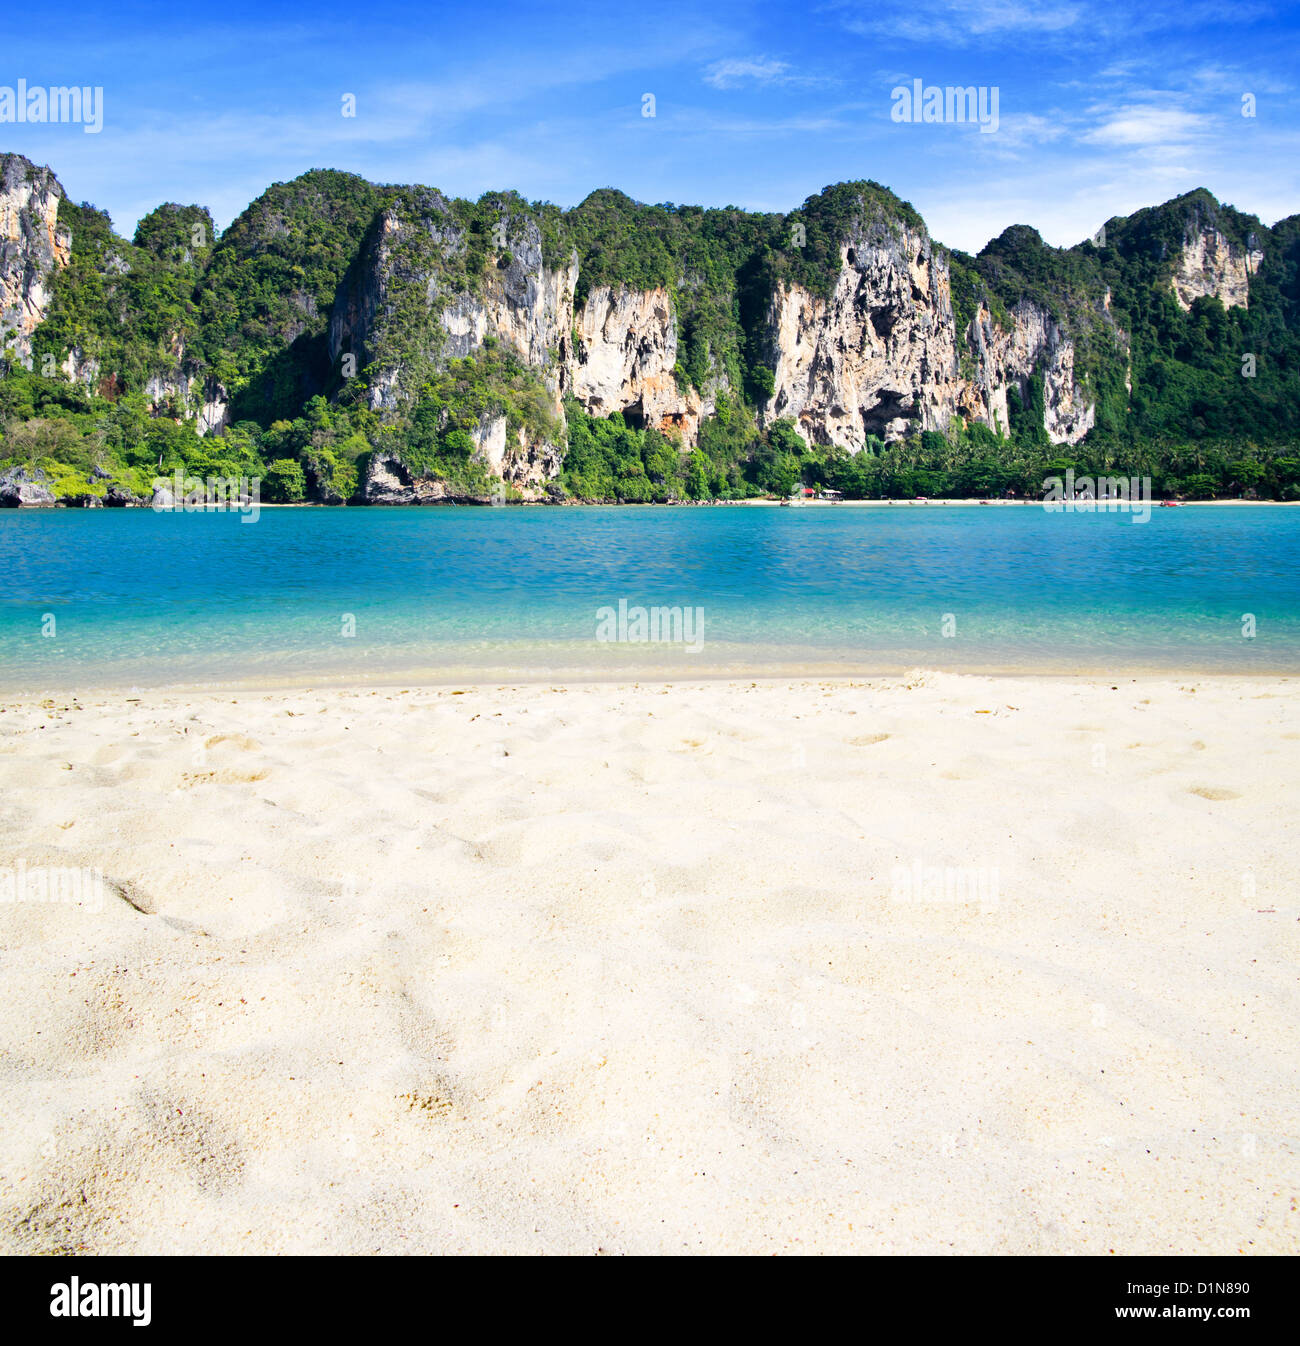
1171, 222, 1263, 311
963, 300, 1096, 444
329, 192, 573, 489
565, 284, 712, 441
2, 165, 230, 435
468, 412, 562, 491
0, 154, 70, 368
142, 371, 230, 436
3, 159, 1290, 502
758, 218, 1100, 450
761, 219, 963, 449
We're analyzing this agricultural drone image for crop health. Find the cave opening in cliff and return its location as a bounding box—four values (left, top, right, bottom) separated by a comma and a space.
860, 391, 912, 437
869, 307, 899, 343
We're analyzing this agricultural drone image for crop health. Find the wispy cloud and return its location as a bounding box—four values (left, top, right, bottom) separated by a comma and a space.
834, 0, 1082, 45
1083, 102, 1207, 147
830, 0, 1273, 48
702, 57, 815, 89
3, 0, 1297, 259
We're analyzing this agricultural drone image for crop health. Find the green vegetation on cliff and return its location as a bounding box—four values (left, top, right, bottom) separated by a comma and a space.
3, 154, 1299, 504
195, 170, 393, 423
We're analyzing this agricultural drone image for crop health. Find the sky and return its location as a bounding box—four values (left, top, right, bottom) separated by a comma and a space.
3, 0, 1299, 254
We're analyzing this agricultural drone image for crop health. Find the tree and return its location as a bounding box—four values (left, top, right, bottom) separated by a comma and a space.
264, 458, 306, 502
747, 364, 776, 403
767, 418, 807, 456
685, 451, 710, 499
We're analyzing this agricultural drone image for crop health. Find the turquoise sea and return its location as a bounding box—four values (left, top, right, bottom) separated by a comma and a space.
0, 504, 1297, 690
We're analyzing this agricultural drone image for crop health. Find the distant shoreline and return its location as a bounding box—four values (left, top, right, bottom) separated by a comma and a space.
5, 496, 1298, 511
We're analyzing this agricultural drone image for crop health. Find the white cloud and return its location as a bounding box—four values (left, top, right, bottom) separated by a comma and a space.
838, 0, 1082, 44
1083, 103, 1206, 147
833, 0, 1274, 48
703, 57, 811, 90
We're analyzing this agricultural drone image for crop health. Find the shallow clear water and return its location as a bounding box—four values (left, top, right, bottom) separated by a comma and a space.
0, 504, 1297, 690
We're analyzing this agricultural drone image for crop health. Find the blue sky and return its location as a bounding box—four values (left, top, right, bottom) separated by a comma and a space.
3, 0, 1299, 253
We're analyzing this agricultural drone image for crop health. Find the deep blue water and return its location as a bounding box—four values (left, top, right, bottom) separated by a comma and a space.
0, 503, 1297, 689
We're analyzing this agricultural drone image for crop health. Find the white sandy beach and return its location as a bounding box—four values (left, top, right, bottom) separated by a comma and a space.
0, 672, 1296, 1255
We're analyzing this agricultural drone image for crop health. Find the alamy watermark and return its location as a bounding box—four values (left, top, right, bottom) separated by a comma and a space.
152, 469, 261, 523
0, 861, 106, 913
891, 80, 999, 135
50, 1279, 151, 1326
890, 861, 1000, 913
595, 599, 705, 653
0, 80, 103, 134
1043, 470, 1152, 524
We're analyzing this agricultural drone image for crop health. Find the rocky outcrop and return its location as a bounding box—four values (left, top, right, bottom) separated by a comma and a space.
469, 412, 562, 494
330, 195, 575, 408
2, 158, 230, 433
3, 159, 1284, 488
361, 451, 495, 505
1172, 224, 1263, 311
329, 199, 438, 414
0, 155, 71, 368
331, 195, 722, 486
761, 221, 964, 449
332, 199, 582, 490
195, 378, 230, 435
0, 465, 56, 506
963, 300, 1096, 444
565, 285, 713, 440
338, 194, 1106, 473
442, 228, 577, 374
140, 370, 230, 436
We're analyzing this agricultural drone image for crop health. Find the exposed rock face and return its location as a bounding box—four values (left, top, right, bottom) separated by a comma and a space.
1172, 225, 1263, 311
331, 196, 576, 410
331, 199, 579, 490
469, 412, 563, 494
2, 158, 229, 435
332, 198, 721, 488
566, 285, 712, 440
0, 465, 57, 506
761, 222, 964, 450
339, 199, 1107, 479
0, 155, 71, 368
329, 200, 442, 414
963, 300, 1096, 445
361, 450, 494, 505
757, 215, 1106, 450
196, 378, 230, 435
140, 370, 230, 437
443, 227, 577, 373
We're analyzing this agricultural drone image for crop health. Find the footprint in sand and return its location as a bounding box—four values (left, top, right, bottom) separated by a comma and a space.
203, 733, 261, 752
1188, 786, 1241, 801
847, 733, 891, 746
180, 767, 270, 787
183, 733, 271, 785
